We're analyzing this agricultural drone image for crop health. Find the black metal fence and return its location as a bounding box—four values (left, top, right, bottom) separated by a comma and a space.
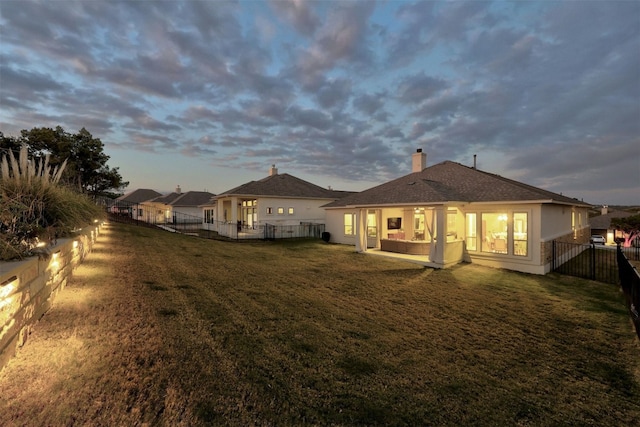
617, 245, 640, 339
552, 241, 619, 284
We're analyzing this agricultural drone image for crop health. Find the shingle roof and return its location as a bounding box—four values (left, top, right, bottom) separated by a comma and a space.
323, 161, 591, 208
152, 191, 215, 207
117, 188, 162, 204
217, 173, 353, 200
152, 192, 183, 204
171, 191, 216, 207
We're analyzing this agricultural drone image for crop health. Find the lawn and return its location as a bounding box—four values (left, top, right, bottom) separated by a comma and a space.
1, 222, 638, 426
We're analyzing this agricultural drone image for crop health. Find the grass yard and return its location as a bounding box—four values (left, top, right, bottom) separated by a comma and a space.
1, 222, 638, 426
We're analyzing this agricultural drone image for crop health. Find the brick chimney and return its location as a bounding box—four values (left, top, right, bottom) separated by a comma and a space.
412, 148, 427, 172
269, 164, 278, 176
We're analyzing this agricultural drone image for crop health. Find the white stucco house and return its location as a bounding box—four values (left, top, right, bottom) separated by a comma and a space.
202, 165, 353, 238
146, 186, 215, 224
323, 149, 591, 275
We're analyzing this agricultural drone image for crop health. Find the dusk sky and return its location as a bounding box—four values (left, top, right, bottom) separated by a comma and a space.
1, 0, 638, 205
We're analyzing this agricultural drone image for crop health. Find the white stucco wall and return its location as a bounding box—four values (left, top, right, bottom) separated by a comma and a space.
325, 208, 357, 245
258, 197, 332, 225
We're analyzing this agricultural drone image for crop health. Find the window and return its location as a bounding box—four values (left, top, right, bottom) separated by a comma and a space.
204, 209, 215, 224
288, 207, 294, 215
482, 213, 508, 253
266, 207, 273, 214
466, 213, 477, 251
277, 207, 284, 215
514, 213, 528, 256
367, 211, 377, 237
344, 213, 355, 236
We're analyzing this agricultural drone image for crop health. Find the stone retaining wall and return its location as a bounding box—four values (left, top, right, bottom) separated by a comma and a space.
0, 222, 104, 371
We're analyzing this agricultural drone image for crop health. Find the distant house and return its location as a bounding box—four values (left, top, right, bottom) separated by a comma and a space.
146, 185, 215, 224
113, 188, 162, 220
590, 207, 634, 244
205, 165, 353, 238
323, 149, 591, 275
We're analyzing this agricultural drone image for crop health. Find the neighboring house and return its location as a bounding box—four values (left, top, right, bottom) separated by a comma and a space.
323, 149, 591, 275
146, 185, 215, 224
590, 207, 634, 244
113, 188, 162, 220
206, 165, 353, 237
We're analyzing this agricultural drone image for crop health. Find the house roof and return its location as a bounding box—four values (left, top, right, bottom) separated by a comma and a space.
323, 161, 591, 208
590, 210, 633, 229
116, 188, 162, 204
153, 191, 215, 207
152, 192, 183, 204
217, 173, 353, 200
171, 191, 216, 207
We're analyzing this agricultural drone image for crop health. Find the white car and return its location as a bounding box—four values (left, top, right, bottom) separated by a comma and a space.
590, 235, 606, 245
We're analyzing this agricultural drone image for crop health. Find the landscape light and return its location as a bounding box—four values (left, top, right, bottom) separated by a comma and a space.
50, 251, 61, 271
0, 276, 18, 305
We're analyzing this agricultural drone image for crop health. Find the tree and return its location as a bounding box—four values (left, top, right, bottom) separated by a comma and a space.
1, 126, 128, 197
611, 214, 640, 248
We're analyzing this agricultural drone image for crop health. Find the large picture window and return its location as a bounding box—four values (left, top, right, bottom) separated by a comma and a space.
344, 213, 355, 236
482, 213, 508, 253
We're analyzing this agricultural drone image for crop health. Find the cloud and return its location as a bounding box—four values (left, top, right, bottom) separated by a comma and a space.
0, 1, 637, 204
397, 72, 449, 104
269, 0, 320, 36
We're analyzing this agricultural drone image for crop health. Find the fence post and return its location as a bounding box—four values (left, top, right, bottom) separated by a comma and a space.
590, 244, 596, 281
552, 240, 556, 271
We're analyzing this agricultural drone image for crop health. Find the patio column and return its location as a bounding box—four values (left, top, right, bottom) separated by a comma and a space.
432, 207, 446, 266
231, 197, 238, 224
356, 209, 367, 253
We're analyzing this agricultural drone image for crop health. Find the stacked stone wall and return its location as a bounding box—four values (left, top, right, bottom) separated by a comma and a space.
0, 223, 103, 371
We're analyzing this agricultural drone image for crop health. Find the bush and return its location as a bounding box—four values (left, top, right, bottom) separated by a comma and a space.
0, 147, 105, 260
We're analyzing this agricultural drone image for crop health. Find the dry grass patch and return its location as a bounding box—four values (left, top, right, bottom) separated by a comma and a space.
1, 222, 638, 426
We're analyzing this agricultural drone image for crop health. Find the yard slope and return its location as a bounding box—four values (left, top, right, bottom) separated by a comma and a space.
0, 222, 638, 426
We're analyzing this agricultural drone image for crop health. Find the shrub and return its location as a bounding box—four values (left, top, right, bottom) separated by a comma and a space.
0, 147, 105, 260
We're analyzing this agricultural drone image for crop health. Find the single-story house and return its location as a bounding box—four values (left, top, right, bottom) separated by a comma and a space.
590, 206, 634, 244
203, 165, 353, 238
146, 186, 215, 224
323, 149, 591, 275
113, 188, 162, 220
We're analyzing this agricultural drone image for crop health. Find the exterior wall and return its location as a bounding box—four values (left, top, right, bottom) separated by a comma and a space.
0, 222, 104, 371
257, 197, 331, 225
325, 208, 357, 245
541, 204, 590, 242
